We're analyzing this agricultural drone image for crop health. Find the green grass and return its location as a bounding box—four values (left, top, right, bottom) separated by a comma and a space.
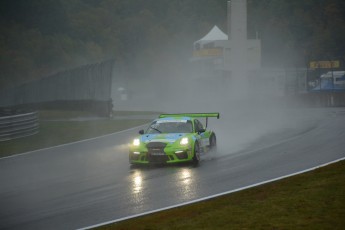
38, 110, 160, 119
99, 160, 345, 230
38, 110, 101, 119
0, 110, 153, 158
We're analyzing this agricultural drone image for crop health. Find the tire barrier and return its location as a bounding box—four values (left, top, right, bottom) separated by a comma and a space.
0, 110, 39, 141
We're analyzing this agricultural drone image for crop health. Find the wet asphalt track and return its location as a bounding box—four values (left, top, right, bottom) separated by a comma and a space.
0, 108, 345, 229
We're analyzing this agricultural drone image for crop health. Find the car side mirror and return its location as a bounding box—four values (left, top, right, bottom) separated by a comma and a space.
198, 129, 206, 133
139, 130, 144, 135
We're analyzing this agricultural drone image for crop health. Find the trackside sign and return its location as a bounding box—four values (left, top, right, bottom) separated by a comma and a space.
309, 60, 340, 69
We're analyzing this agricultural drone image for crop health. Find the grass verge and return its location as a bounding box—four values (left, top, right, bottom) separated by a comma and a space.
99, 160, 345, 230
0, 110, 153, 158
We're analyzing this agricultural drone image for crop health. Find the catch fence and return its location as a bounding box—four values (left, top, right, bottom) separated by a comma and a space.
0, 59, 114, 114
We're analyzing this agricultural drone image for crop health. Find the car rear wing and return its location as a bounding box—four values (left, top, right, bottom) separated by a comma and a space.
159, 113, 220, 119
159, 113, 220, 128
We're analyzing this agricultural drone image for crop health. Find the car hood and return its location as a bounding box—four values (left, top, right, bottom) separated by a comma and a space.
140, 133, 187, 144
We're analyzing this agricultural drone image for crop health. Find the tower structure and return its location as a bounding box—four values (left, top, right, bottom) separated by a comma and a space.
191, 0, 261, 98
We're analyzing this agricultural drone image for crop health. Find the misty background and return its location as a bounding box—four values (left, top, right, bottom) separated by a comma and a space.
1, 0, 344, 89
1, 0, 345, 153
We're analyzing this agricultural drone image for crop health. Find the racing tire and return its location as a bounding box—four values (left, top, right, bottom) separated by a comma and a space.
192, 142, 201, 165
209, 134, 217, 155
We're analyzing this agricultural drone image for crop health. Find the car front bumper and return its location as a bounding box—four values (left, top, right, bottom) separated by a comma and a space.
129, 148, 193, 164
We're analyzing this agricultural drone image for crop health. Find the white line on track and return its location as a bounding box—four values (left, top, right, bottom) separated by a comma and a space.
0, 124, 147, 160
79, 156, 345, 230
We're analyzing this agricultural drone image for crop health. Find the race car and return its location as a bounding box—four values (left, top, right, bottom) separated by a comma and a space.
129, 113, 219, 165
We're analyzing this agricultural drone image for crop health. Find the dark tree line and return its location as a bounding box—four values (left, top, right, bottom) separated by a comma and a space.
249, 0, 345, 67
1, 0, 344, 89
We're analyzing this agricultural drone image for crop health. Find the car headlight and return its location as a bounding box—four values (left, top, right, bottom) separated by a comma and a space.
180, 137, 189, 145
133, 138, 140, 146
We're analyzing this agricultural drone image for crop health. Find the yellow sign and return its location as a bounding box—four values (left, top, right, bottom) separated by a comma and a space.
193, 48, 223, 57
309, 60, 340, 69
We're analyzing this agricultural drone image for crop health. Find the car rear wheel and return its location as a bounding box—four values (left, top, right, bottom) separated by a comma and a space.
210, 134, 217, 150
192, 142, 200, 165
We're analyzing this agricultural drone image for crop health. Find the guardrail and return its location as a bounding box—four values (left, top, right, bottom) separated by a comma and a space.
0, 111, 39, 141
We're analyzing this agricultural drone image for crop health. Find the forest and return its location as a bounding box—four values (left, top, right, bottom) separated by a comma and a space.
0, 0, 344, 89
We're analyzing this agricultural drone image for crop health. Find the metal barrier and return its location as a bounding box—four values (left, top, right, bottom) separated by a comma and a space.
0, 111, 39, 141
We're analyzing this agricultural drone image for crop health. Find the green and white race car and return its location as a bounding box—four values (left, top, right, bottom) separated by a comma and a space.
129, 113, 219, 165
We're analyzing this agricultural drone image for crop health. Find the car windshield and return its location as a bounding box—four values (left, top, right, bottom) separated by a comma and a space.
146, 120, 193, 134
